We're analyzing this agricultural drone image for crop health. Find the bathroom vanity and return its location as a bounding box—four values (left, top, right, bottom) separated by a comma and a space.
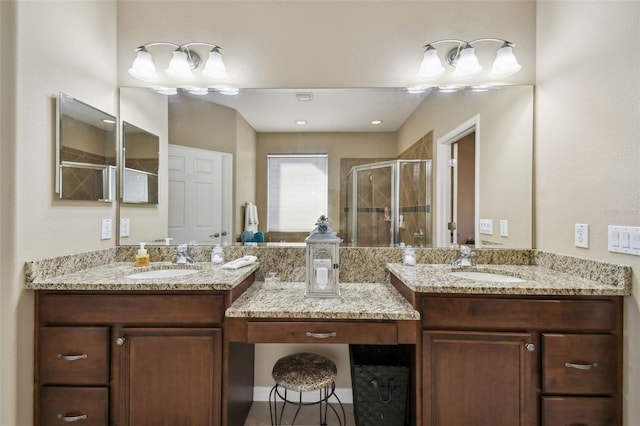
388, 262, 628, 426
26, 247, 631, 426
29, 262, 257, 426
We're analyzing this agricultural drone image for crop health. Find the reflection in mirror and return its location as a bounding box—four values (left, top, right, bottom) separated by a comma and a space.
121, 122, 159, 204
118, 85, 533, 248
56, 93, 117, 201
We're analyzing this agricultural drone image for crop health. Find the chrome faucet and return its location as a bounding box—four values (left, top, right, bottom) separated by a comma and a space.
174, 243, 195, 264
452, 245, 475, 267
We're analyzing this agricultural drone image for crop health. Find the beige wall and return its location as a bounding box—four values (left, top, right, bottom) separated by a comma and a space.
255, 132, 397, 234
536, 2, 640, 424
398, 85, 534, 248
1, 2, 118, 425
235, 113, 257, 237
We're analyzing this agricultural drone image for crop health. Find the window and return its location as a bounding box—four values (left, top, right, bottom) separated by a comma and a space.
267, 154, 328, 232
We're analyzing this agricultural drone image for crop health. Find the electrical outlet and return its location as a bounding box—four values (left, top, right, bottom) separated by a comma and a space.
120, 218, 130, 238
574, 223, 589, 248
101, 219, 112, 240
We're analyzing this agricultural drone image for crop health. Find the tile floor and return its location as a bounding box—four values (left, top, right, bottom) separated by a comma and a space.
243, 401, 356, 426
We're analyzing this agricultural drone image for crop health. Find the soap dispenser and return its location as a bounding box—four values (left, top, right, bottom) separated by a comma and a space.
211, 244, 224, 264
135, 243, 150, 267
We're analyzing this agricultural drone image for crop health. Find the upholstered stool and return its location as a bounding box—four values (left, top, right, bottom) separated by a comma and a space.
269, 352, 347, 426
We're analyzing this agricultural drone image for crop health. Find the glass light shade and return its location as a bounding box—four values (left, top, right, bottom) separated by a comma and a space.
489, 45, 522, 78
452, 47, 483, 79
202, 50, 228, 80
417, 48, 445, 80
166, 50, 194, 81
128, 50, 158, 81
153, 87, 178, 95
186, 87, 209, 95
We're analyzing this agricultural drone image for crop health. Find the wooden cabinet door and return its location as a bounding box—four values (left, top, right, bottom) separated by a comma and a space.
115, 328, 222, 426
423, 330, 538, 426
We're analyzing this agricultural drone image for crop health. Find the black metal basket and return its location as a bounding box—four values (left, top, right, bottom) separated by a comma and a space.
349, 345, 410, 426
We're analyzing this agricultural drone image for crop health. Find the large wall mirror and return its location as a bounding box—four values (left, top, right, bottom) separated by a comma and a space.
121, 121, 159, 204
118, 85, 533, 249
55, 92, 117, 201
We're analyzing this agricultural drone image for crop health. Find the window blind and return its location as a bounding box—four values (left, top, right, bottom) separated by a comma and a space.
267, 154, 328, 232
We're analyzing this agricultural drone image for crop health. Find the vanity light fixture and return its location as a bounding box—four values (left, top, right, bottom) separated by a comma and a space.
418, 38, 521, 81
129, 42, 229, 82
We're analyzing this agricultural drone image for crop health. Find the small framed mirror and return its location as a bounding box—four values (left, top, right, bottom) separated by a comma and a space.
121, 121, 159, 204
55, 92, 117, 201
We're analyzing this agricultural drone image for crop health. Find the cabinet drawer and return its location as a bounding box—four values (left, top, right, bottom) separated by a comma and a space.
38, 293, 224, 325
38, 327, 109, 385
542, 396, 617, 426
40, 386, 108, 426
422, 297, 617, 331
543, 334, 617, 395
247, 321, 398, 344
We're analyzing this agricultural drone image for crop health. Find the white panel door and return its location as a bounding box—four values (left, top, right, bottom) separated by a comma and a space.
168, 145, 232, 245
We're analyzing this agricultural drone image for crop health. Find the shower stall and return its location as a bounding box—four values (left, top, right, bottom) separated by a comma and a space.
345, 159, 432, 247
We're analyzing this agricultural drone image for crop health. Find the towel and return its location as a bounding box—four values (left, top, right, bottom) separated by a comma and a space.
244, 203, 259, 232
222, 255, 258, 270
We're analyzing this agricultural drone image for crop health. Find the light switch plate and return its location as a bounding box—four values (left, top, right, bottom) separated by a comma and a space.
574, 223, 589, 248
479, 219, 493, 235
120, 218, 130, 238
500, 219, 509, 237
101, 219, 112, 240
609, 225, 640, 255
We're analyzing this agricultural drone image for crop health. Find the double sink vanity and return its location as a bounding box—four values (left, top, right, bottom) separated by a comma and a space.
26, 246, 630, 426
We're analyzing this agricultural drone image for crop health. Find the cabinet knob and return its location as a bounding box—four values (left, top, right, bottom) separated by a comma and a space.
222, 231, 228, 236
525, 343, 535, 352
211, 233, 220, 238
116, 337, 126, 346
57, 414, 88, 422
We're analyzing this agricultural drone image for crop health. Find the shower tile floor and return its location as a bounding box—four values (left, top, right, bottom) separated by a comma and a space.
243, 401, 356, 425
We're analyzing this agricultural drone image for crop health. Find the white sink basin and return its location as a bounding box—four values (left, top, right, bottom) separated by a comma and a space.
447, 271, 526, 283
125, 269, 200, 279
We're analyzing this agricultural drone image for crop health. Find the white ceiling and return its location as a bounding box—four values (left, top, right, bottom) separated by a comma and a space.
177, 88, 430, 132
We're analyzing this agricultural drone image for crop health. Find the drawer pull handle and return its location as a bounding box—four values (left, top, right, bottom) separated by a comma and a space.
565, 361, 599, 370
56, 354, 88, 361
57, 414, 88, 422
306, 332, 337, 339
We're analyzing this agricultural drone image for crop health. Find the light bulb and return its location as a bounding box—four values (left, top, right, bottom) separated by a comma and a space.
489, 45, 522, 78
417, 47, 445, 80
452, 46, 483, 79
128, 49, 158, 81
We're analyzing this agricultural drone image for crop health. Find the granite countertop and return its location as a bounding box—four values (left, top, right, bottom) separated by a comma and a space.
25, 262, 258, 291
225, 282, 420, 321
387, 263, 631, 296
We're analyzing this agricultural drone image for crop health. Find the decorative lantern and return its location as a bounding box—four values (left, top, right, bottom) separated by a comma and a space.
305, 215, 341, 298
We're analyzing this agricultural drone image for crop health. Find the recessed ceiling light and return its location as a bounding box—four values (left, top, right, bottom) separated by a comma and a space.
102, 119, 116, 124
295, 120, 307, 125
370, 120, 383, 125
